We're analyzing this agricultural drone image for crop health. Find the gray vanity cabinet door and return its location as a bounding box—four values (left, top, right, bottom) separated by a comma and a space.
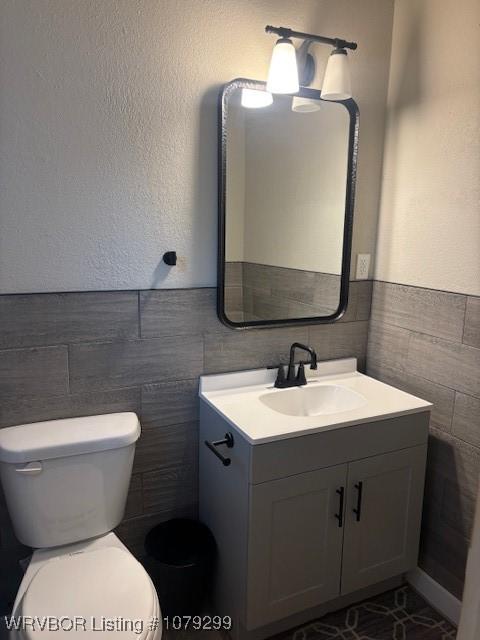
341, 445, 427, 595
245, 464, 347, 630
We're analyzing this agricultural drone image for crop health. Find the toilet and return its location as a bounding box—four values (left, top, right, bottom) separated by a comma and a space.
0, 412, 161, 639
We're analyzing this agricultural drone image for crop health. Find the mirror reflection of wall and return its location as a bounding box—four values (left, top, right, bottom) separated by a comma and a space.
223, 87, 351, 324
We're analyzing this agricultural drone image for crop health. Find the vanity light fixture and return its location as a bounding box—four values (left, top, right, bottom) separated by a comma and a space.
321, 48, 352, 100
266, 37, 299, 94
241, 88, 273, 109
265, 25, 357, 101
291, 96, 321, 113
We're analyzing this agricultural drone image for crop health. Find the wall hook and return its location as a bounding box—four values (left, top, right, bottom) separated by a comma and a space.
163, 251, 177, 266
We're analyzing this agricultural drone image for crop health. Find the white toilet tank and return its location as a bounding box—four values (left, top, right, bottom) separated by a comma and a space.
0, 412, 140, 548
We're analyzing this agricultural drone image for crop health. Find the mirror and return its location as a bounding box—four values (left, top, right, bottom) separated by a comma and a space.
217, 79, 359, 328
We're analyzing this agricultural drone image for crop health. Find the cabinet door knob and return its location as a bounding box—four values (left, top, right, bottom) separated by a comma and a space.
353, 481, 363, 522
335, 487, 345, 527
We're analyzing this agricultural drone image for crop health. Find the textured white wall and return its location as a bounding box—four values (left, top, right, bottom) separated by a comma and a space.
375, 0, 480, 295
242, 99, 348, 274
0, 0, 393, 293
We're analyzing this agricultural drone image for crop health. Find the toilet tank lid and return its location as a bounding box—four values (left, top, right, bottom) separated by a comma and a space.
0, 413, 141, 463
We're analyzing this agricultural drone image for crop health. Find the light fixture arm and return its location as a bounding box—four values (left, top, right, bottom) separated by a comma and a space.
296, 39, 316, 87
265, 25, 357, 51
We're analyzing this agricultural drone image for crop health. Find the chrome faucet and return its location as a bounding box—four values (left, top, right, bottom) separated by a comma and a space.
274, 343, 318, 388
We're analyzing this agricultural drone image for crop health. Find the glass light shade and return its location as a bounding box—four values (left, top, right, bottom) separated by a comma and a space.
266, 38, 299, 94
241, 88, 273, 109
291, 96, 321, 113
321, 49, 352, 101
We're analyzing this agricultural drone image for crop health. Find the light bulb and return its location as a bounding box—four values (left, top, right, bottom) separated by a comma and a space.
321, 48, 352, 101
266, 38, 299, 94
241, 88, 273, 109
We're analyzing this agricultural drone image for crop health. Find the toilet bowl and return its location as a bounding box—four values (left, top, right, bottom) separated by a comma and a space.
10, 533, 161, 640
0, 413, 161, 639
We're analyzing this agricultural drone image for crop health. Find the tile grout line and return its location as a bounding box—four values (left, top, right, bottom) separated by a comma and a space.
461, 296, 468, 345
66, 344, 71, 394
369, 316, 480, 351
137, 290, 142, 339
374, 278, 479, 300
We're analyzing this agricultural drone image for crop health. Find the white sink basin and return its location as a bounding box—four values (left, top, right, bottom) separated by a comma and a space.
259, 384, 367, 417
199, 358, 433, 444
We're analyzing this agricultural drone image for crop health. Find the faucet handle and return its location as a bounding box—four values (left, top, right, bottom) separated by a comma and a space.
296, 362, 307, 386
274, 364, 286, 388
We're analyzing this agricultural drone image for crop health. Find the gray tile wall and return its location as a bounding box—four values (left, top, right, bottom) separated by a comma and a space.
224, 261, 371, 324
367, 281, 480, 599
0, 286, 371, 606
2, 280, 475, 603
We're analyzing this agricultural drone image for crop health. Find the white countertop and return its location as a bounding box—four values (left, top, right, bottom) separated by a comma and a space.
199, 359, 432, 445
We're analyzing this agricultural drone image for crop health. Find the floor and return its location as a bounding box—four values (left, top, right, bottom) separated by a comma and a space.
1, 585, 456, 640
164, 586, 456, 640
271, 586, 457, 640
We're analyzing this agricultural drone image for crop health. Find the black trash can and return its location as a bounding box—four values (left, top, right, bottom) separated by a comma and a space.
144, 519, 216, 617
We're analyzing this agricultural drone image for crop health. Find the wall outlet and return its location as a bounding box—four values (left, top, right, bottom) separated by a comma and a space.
356, 253, 371, 280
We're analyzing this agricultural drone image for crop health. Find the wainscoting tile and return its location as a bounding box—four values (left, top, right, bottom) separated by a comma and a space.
420, 430, 479, 567
224, 286, 243, 314
251, 291, 294, 320
0, 493, 24, 551
124, 474, 143, 519
69, 336, 204, 392
423, 458, 477, 545
452, 392, 480, 448
243, 286, 255, 315
0, 292, 139, 348
0, 282, 373, 587
0, 387, 140, 429
204, 326, 308, 374
311, 273, 341, 312
116, 507, 197, 558
308, 321, 369, 369
367, 321, 410, 375
328, 280, 372, 324
142, 463, 198, 515
366, 364, 455, 432
134, 422, 198, 474
354, 280, 373, 321
371, 281, 466, 342
224, 262, 243, 287
270, 268, 316, 306
226, 311, 245, 323
243, 286, 254, 316
463, 296, 480, 348
407, 332, 480, 398
427, 427, 480, 507
0, 546, 31, 606
331, 284, 355, 323
0, 346, 68, 399
141, 379, 198, 428
139, 289, 217, 338
419, 520, 468, 600
243, 263, 275, 293
441, 478, 477, 540
223, 262, 366, 323
242, 263, 342, 318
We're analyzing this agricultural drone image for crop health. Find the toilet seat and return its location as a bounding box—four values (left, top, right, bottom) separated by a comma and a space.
19, 546, 160, 640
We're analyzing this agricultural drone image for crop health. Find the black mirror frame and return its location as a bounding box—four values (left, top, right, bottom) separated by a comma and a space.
217, 78, 359, 329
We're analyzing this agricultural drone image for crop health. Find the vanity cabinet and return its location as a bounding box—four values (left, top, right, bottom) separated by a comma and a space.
248, 465, 347, 625
199, 401, 429, 638
341, 446, 426, 595
247, 446, 426, 628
